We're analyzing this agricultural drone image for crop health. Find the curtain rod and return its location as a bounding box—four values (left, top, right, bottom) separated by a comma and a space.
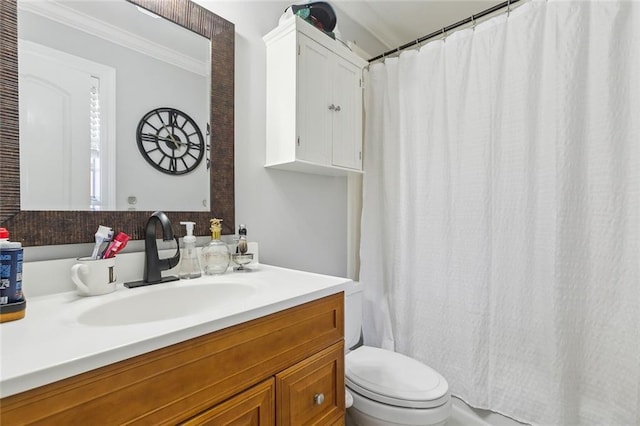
368, 0, 522, 62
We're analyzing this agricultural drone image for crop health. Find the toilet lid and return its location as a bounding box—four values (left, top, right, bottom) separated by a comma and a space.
345, 346, 449, 409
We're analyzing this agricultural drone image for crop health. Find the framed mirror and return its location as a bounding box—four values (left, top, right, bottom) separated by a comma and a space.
0, 0, 235, 246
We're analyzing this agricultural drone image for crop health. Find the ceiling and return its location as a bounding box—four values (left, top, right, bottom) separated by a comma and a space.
28, 1, 505, 61
333, 1, 500, 57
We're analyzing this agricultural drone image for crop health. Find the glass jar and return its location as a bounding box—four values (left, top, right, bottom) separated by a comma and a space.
201, 219, 230, 275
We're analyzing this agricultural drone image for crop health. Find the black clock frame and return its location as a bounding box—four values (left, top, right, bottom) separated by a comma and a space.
136, 107, 205, 176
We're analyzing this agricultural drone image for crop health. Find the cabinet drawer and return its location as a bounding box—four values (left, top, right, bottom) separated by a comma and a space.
276, 341, 345, 425
182, 378, 274, 426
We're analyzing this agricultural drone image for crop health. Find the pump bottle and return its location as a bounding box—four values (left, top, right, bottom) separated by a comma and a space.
178, 221, 202, 279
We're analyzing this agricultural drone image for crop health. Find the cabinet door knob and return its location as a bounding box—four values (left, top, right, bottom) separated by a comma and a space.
313, 393, 325, 405
335, 105, 341, 112
328, 104, 336, 111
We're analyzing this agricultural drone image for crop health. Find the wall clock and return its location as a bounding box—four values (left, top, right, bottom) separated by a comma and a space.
136, 107, 205, 175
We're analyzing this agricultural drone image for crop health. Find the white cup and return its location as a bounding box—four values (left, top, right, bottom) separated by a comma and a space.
71, 257, 118, 296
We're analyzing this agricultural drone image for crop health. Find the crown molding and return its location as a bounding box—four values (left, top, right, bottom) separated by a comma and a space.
18, 1, 208, 76
332, 1, 403, 50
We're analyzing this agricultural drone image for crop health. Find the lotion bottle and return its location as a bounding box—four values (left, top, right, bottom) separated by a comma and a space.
201, 218, 230, 275
178, 221, 202, 279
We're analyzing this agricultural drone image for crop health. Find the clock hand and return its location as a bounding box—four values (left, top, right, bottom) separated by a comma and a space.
158, 124, 180, 149
143, 133, 185, 147
158, 135, 185, 147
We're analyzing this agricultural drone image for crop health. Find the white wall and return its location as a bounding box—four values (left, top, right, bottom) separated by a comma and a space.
193, 1, 384, 277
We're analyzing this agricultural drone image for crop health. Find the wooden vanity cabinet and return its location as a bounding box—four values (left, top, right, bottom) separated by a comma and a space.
0, 293, 345, 425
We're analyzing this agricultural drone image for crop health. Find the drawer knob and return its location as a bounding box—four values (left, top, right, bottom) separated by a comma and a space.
313, 393, 325, 405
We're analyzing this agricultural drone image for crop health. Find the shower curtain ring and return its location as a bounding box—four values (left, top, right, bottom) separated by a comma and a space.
507, 0, 512, 17
471, 14, 476, 30
441, 27, 447, 42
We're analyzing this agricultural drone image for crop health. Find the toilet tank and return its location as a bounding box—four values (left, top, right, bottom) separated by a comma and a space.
344, 281, 363, 350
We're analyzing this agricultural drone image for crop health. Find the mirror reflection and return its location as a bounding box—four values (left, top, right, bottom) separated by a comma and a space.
17, 0, 211, 212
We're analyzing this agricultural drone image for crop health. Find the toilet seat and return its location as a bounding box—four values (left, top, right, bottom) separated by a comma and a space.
346, 346, 449, 409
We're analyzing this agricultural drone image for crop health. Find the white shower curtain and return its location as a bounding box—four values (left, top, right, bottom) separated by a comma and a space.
360, 1, 640, 425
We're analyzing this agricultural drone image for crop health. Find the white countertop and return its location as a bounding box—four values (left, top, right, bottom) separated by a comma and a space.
0, 264, 350, 398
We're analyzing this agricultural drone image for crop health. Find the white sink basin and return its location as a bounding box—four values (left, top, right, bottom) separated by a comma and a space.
77, 283, 256, 326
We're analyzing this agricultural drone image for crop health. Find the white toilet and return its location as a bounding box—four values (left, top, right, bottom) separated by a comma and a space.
344, 283, 451, 426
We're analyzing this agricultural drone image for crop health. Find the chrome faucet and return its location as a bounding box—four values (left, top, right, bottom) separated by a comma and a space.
125, 211, 181, 288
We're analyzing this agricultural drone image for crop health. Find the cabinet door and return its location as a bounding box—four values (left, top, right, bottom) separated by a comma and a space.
297, 34, 332, 166
331, 56, 363, 170
276, 341, 345, 425
182, 379, 275, 426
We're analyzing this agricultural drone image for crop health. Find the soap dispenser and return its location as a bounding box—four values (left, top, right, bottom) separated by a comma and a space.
178, 221, 202, 279
201, 218, 230, 275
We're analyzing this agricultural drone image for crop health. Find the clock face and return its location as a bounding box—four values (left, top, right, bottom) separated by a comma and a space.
136, 107, 205, 175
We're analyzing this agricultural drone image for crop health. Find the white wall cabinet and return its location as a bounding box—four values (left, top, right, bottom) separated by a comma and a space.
264, 16, 367, 176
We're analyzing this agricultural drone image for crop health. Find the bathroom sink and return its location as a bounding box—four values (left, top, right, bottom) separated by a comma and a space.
77, 282, 256, 326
